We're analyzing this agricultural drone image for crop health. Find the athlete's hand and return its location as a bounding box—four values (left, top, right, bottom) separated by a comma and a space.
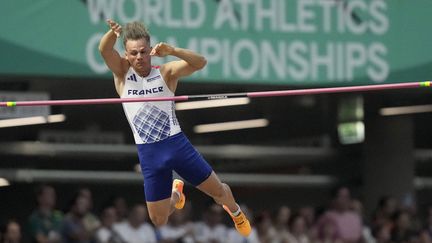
106, 19, 122, 37
150, 42, 175, 57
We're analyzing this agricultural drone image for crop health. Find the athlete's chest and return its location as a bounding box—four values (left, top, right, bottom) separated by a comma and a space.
123, 70, 167, 97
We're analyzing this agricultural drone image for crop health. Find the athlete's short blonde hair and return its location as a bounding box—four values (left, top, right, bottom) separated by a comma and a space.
123, 21, 150, 47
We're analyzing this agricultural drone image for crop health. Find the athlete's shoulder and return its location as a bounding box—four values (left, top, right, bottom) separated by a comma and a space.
111, 59, 130, 80
119, 57, 131, 74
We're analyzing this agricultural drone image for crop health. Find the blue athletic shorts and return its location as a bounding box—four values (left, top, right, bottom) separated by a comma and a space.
136, 132, 213, 202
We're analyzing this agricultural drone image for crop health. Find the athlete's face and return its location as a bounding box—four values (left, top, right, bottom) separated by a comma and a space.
125, 39, 152, 76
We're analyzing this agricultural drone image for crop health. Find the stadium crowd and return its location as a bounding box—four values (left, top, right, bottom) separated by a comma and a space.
1, 185, 432, 243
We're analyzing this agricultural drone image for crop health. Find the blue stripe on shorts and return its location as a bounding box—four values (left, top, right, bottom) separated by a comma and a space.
137, 132, 213, 202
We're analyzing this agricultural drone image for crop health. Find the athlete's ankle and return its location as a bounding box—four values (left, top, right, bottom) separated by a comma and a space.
172, 190, 181, 202
232, 207, 241, 217
227, 203, 241, 216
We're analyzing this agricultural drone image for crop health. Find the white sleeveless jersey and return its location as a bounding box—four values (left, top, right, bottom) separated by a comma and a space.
121, 66, 181, 144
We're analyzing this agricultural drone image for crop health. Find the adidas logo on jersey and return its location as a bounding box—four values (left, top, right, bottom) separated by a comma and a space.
127, 74, 138, 82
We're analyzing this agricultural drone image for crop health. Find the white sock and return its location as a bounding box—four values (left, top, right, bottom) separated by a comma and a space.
231, 204, 241, 216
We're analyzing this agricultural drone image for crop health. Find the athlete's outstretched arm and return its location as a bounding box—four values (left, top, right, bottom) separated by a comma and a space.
151, 42, 207, 88
98, 19, 128, 77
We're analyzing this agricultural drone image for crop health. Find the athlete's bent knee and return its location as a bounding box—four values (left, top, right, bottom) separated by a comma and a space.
149, 215, 168, 227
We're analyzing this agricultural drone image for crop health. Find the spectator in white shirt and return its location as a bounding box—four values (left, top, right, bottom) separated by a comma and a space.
285, 214, 310, 243
159, 201, 194, 243
95, 206, 124, 243
194, 203, 228, 243
113, 204, 157, 243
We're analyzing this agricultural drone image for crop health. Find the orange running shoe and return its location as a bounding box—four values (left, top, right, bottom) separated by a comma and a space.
172, 179, 185, 209
223, 205, 251, 237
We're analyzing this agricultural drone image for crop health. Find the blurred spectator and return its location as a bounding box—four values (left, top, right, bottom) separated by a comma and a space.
226, 204, 260, 243
78, 188, 101, 234
113, 204, 156, 243
254, 212, 278, 243
373, 196, 398, 229
111, 197, 128, 223
95, 206, 124, 243
420, 206, 432, 242
318, 186, 362, 243
159, 201, 194, 243
400, 193, 422, 234
61, 195, 93, 243
372, 224, 392, 243
298, 206, 316, 229
28, 185, 63, 243
274, 206, 291, 242
315, 216, 343, 243
1, 220, 22, 243
415, 206, 432, 243
193, 203, 228, 243
351, 199, 375, 243
285, 214, 310, 243
390, 210, 418, 243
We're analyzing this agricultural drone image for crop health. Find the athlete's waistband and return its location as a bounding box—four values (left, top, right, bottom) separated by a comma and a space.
135, 131, 183, 146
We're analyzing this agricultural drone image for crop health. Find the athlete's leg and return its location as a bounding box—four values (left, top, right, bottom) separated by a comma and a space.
170, 134, 233, 208
196, 171, 238, 212
171, 133, 251, 236
137, 138, 186, 227
145, 178, 185, 227
196, 171, 251, 237
146, 190, 180, 227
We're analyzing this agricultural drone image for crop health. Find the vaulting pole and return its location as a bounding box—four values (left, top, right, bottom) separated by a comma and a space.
0, 81, 430, 107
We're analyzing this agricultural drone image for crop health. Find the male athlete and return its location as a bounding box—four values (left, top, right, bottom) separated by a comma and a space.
98, 19, 251, 237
